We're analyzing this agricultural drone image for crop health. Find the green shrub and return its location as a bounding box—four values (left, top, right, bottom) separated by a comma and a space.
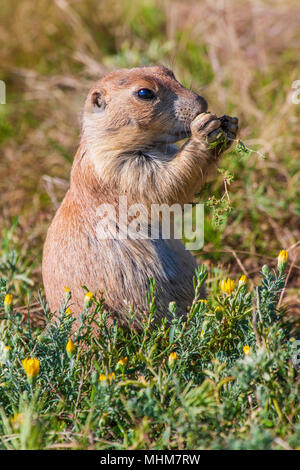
0, 253, 298, 449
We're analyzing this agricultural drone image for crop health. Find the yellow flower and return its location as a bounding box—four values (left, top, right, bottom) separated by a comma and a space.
21, 358, 40, 383
219, 278, 235, 295
117, 356, 128, 367
11, 412, 23, 429
100, 411, 108, 425
199, 299, 208, 304
109, 372, 116, 382
200, 329, 205, 338
65, 308, 72, 316
278, 250, 288, 270
84, 291, 93, 308
64, 286, 71, 301
4, 294, 13, 313
278, 250, 288, 262
100, 373, 115, 383
3, 345, 10, 360
239, 274, 248, 286
169, 352, 178, 360
168, 352, 178, 367
243, 345, 251, 356
215, 305, 223, 320
99, 372, 116, 385
66, 339, 76, 357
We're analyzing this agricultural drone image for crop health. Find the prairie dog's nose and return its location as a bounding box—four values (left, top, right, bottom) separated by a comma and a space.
194, 93, 208, 113
174, 89, 208, 124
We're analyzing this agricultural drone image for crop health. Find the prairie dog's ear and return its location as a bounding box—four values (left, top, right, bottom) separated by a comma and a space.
91, 90, 106, 112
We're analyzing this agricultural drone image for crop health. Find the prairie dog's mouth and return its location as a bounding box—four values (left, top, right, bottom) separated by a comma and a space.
156, 128, 191, 144
172, 128, 191, 140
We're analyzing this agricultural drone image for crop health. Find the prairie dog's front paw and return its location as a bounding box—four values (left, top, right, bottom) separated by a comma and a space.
190, 113, 222, 142
190, 113, 239, 156
219, 115, 239, 143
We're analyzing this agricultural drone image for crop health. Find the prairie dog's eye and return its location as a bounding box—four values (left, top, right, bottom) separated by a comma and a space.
137, 88, 155, 100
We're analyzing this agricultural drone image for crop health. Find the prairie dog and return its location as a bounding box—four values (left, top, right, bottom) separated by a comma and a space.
42, 66, 238, 326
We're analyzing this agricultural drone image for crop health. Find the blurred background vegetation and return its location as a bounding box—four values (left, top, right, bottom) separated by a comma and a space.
0, 0, 299, 315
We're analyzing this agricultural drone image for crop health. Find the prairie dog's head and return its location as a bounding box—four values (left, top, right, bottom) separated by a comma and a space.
82, 66, 207, 154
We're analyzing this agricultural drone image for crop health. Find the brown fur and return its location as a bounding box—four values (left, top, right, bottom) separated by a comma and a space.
42, 65, 238, 327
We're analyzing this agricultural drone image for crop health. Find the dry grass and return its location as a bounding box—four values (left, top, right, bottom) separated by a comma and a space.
0, 0, 299, 315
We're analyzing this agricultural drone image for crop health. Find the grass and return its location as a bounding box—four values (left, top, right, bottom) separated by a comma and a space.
0, 0, 299, 450
0, 259, 299, 450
